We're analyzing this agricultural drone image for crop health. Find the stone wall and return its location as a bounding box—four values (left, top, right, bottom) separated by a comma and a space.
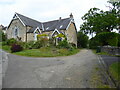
65, 23, 77, 47
7, 19, 26, 42
101, 46, 120, 55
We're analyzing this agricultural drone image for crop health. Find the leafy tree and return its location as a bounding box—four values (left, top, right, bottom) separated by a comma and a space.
0, 30, 6, 42
77, 31, 89, 48
80, 1, 120, 35
108, 0, 120, 32
89, 32, 119, 49
96, 32, 118, 46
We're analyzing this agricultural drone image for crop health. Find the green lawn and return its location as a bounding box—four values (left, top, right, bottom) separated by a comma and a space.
1, 45, 79, 57
0, 42, 11, 52
109, 62, 120, 83
14, 47, 79, 57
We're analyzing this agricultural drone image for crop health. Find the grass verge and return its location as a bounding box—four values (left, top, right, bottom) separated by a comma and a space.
109, 62, 120, 85
90, 66, 111, 88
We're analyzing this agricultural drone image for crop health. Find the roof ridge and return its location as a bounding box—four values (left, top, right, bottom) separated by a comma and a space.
43, 17, 70, 23
16, 12, 41, 24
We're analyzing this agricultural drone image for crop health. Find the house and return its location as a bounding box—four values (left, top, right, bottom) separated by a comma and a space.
0, 24, 7, 34
7, 12, 77, 47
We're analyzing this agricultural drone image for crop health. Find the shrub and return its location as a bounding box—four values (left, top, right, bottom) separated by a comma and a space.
49, 38, 55, 47
89, 32, 119, 49
0, 30, 7, 42
118, 34, 120, 47
77, 31, 89, 48
11, 44, 23, 52
96, 32, 118, 46
33, 40, 42, 49
57, 40, 71, 49
26, 41, 35, 49
89, 37, 99, 49
6, 38, 17, 46
37, 34, 48, 40
40, 38, 49, 47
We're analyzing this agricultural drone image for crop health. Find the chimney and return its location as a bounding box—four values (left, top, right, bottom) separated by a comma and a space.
59, 17, 62, 21
70, 13, 73, 19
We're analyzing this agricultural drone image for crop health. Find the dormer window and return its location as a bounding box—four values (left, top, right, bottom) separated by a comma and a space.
46, 27, 49, 30
60, 25, 63, 28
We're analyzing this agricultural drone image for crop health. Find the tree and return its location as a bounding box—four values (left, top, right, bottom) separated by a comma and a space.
0, 30, 6, 42
80, 1, 120, 35
107, 0, 120, 32
77, 31, 89, 48
89, 32, 119, 49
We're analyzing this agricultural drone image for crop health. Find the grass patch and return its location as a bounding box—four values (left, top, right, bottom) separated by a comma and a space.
92, 49, 111, 56
0, 42, 2, 49
109, 62, 120, 84
90, 66, 111, 88
13, 47, 80, 57
1, 45, 11, 52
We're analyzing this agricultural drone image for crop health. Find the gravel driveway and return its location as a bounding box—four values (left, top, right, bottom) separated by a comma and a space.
2, 49, 99, 88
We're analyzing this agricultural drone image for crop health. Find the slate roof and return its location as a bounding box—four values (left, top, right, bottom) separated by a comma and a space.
15, 13, 74, 33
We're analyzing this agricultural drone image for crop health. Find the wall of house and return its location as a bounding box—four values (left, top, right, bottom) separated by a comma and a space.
27, 33, 34, 42
42, 31, 53, 38
65, 23, 77, 47
7, 19, 26, 42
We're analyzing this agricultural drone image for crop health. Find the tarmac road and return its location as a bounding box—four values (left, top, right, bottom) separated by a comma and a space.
2, 49, 99, 88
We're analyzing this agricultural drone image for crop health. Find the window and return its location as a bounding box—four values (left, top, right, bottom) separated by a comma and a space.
60, 25, 63, 28
46, 27, 49, 30
14, 27, 19, 37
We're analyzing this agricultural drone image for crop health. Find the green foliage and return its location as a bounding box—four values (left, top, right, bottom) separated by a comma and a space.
14, 47, 79, 57
11, 44, 23, 52
0, 30, 7, 42
80, 1, 120, 35
118, 33, 120, 47
109, 62, 120, 83
89, 37, 99, 49
39, 38, 49, 47
57, 40, 71, 49
37, 34, 48, 40
6, 38, 17, 46
33, 40, 42, 49
96, 32, 118, 46
77, 31, 89, 48
25, 41, 35, 49
89, 32, 119, 49
55, 33, 66, 38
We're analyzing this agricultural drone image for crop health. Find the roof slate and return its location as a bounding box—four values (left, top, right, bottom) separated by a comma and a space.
15, 13, 73, 33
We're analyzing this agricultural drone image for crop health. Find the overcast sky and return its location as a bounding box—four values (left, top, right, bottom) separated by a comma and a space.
0, 0, 110, 31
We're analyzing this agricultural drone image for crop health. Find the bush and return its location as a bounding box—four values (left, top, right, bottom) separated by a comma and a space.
118, 34, 120, 47
25, 41, 35, 49
89, 32, 119, 49
89, 37, 99, 49
77, 31, 89, 48
0, 30, 7, 42
33, 40, 42, 49
96, 32, 118, 46
57, 40, 71, 49
6, 38, 17, 46
11, 44, 23, 52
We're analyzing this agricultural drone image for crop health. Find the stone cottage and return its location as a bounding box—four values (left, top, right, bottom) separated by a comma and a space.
7, 12, 77, 47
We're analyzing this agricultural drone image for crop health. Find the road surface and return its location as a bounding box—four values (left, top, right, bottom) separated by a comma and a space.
2, 49, 99, 88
